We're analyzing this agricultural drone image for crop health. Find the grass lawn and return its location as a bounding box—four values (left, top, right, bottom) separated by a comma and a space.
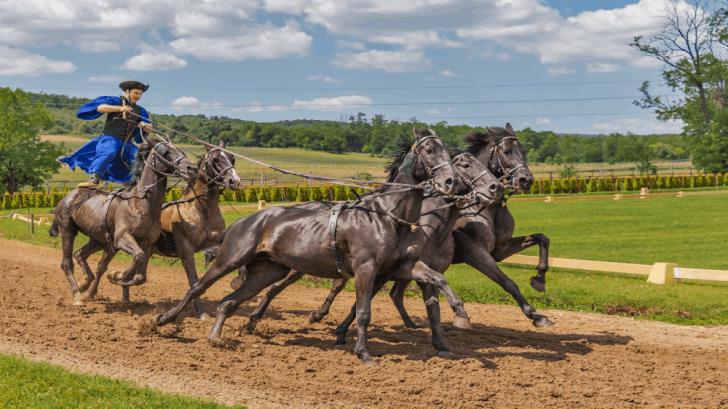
1, 193, 727, 326
0, 353, 245, 408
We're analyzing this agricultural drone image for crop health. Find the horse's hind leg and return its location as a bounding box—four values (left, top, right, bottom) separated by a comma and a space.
491, 234, 550, 293
176, 237, 209, 320
83, 248, 118, 299
389, 280, 422, 329
401, 261, 471, 330
333, 274, 389, 349
73, 238, 105, 294
246, 267, 304, 333
59, 224, 85, 307
208, 264, 290, 343
310, 278, 348, 324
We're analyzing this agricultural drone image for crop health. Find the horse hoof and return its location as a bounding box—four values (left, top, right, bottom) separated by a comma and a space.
197, 313, 210, 321
72, 299, 86, 307
530, 276, 546, 293
230, 277, 242, 291
151, 314, 163, 326
533, 317, 555, 328
333, 343, 346, 350
437, 350, 453, 358
107, 270, 122, 283
309, 312, 322, 324
453, 316, 472, 329
361, 359, 378, 367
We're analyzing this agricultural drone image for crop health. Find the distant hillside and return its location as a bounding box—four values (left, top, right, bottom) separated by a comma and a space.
23, 90, 689, 164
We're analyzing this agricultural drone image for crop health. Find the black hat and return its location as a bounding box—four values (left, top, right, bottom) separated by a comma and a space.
119, 80, 149, 92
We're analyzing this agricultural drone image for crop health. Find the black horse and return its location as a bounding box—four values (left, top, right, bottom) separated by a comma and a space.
151, 129, 499, 365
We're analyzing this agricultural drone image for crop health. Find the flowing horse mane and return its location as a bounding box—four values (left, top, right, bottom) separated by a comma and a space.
180, 154, 207, 196
463, 127, 510, 157
124, 142, 154, 188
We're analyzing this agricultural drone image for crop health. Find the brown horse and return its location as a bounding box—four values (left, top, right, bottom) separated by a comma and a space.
50, 138, 197, 306
152, 129, 484, 366
151, 139, 241, 319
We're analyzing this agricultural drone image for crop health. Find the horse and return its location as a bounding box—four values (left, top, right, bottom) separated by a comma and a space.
50, 137, 197, 307
236, 149, 504, 354
251, 123, 554, 329
151, 129, 495, 366
151, 139, 241, 320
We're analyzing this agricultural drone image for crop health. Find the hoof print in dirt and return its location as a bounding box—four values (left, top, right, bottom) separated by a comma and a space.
208, 337, 237, 350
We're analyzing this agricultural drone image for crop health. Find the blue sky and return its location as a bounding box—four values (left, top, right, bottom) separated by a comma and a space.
0, 0, 707, 134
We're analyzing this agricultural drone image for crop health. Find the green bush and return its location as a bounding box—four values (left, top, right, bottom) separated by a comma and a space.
334, 185, 347, 201
551, 179, 562, 194
45, 193, 53, 207
588, 178, 597, 192
296, 187, 309, 202
595, 178, 604, 192
691, 175, 701, 188
245, 187, 258, 203
51, 186, 61, 207
578, 179, 587, 193
656, 177, 665, 189
665, 177, 672, 189
530, 180, 541, 195
706, 174, 715, 187
235, 188, 245, 202
271, 187, 283, 202
285, 183, 297, 202
1, 194, 8, 210
310, 186, 324, 201
10, 194, 20, 209
723, 173, 728, 186
541, 179, 550, 194
623, 178, 633, 191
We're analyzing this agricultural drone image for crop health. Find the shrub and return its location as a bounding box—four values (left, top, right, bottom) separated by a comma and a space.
624, 178, 633, 191
723, 173, 728, 186
551, 179, 562, 194
578, 179, 587, 193
271, 187, 283, 202
542, 179, 552, 194
296, 187, 309, 202
310, 186, 324, 201
320, 186, 331, 200
691, 175, 701, 188
334, 185, 347, 201
245, 187, 258, 203
10, 194, 20, 209
51, 186, 61, 207
530, 180, 541, 195
45, 193, 53, 207
1, 194, 8, 210
649, 176, 656, 189
595, 178, 605, 192
588, 178, 597, 192
665, 177, 672, 189
285, 183, 297, 202
706, 174, 715, 187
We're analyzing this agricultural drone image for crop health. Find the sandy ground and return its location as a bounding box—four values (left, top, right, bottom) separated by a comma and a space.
1, 238, 727, 408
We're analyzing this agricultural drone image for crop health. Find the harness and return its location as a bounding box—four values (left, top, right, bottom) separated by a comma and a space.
100, 143, 186, 247
326, 134, 452, 278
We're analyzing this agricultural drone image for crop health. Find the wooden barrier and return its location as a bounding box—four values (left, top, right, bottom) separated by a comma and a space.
501, 255, 728, 284
11, 213, 53, 226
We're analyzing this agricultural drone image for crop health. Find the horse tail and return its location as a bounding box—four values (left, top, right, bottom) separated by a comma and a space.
49, 218, 60, 237
204, 218, 243, 266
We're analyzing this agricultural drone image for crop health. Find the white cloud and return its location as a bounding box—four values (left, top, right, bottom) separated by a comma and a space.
536, 118, 553, 126
585, 63, 621, 74
427, 109, 441, 115
76, 40, 120, 53
308, 74, 344, 83
292, 95, 374, 111
169, 23, 312, 61
232, 103, 290, 113
546, 67, 575, 76
456, 0, 695, 67
332, 50, 431, 73
337, 40, 366, 50
592, 118, 684, 134
122, 52, 188, 71
172, 12, 222, 36
87, 76, 127, 82
369, 30, 464, 51
0, 45, 75, 76
171, 96, 222, 111
440, 69, 457, 77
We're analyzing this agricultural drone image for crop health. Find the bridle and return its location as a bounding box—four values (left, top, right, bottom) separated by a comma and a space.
451, 152, 497, 203
486, 136, 527, 188
149, 143, 188, 179
199, 147, 236, 190
410, 133, 453, 180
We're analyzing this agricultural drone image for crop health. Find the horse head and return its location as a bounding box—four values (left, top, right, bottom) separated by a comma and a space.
143, 137, 198, 181
450, 151, 504, 204
464, 123, 534, 192
203, 139, 241, 191
409, 128, 459, 195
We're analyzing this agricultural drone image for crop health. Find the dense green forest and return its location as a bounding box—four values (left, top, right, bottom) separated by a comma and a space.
29, 91, 690, 166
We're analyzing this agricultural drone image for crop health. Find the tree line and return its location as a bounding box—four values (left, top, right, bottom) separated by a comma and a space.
29, 90, 689, 165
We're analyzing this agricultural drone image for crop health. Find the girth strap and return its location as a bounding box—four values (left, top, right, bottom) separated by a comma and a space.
328, 202, 355, 279
101, 189, 123, 248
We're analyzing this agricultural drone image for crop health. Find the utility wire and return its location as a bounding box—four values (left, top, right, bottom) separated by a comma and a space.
13, 80, 651, 92
419, 112, 657, 120
27, 96, 641, 108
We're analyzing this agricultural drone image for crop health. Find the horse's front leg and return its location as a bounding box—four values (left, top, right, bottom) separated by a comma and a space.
246, 267, 303, 333
175, 235, 209, 320
83, 247, 118, 299
398, 261, 471, 329
389, 279, 422, 328
490, 234, 550, 293
419, 282, 451, 356
107, 232, 146, 287
353, 261, 378, 367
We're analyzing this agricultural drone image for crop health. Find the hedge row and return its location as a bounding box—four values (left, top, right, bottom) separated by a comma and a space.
528, 173, 728, 194
202, 183, 371, 204
1, 186, 70, 210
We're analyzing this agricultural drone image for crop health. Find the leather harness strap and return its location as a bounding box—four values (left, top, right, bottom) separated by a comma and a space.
328, 202, 355, 279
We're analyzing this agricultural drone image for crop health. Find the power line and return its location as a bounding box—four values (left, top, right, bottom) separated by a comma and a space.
30, 96, 641, 108
418, 112, 657, 120
14, 80, 650, 92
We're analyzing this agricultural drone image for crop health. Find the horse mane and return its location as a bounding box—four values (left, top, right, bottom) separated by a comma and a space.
124, 142, 153, 187
384, 133, 417, 183
463, 127, 510, 156
180, 154, 206, 196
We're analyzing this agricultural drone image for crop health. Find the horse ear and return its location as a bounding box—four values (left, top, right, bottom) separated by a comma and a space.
505, 123, 514, 133
413, 127, 422, 139
485, 126, 491, 135
205, 142, 213, 152
218, 139, 226, 148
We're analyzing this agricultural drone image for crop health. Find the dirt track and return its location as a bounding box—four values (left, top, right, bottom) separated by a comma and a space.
1, 239, 727, 408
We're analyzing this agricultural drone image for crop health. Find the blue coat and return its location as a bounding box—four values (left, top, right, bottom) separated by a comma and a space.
59, 96, 150, 184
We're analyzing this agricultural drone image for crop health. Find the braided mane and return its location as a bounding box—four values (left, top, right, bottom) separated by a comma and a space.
124, 142, 153, 187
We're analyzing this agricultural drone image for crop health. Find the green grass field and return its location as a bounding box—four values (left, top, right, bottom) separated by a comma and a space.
0, 354, 245, 408
1, 193, 727, 326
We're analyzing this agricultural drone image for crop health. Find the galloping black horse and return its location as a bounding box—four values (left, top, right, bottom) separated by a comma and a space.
50, 138, 197, 306
152, 129, 497, 365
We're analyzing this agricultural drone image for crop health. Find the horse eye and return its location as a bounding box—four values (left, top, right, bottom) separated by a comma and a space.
213, 158, 220, 163
462, 164, 470, 168
426, 148, 433, 154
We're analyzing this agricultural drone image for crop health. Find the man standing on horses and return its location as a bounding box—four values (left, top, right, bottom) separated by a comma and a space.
60, 80, 154, 188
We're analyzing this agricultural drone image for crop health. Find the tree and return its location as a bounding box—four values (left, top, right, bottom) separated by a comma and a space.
0, 88, 67, 194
